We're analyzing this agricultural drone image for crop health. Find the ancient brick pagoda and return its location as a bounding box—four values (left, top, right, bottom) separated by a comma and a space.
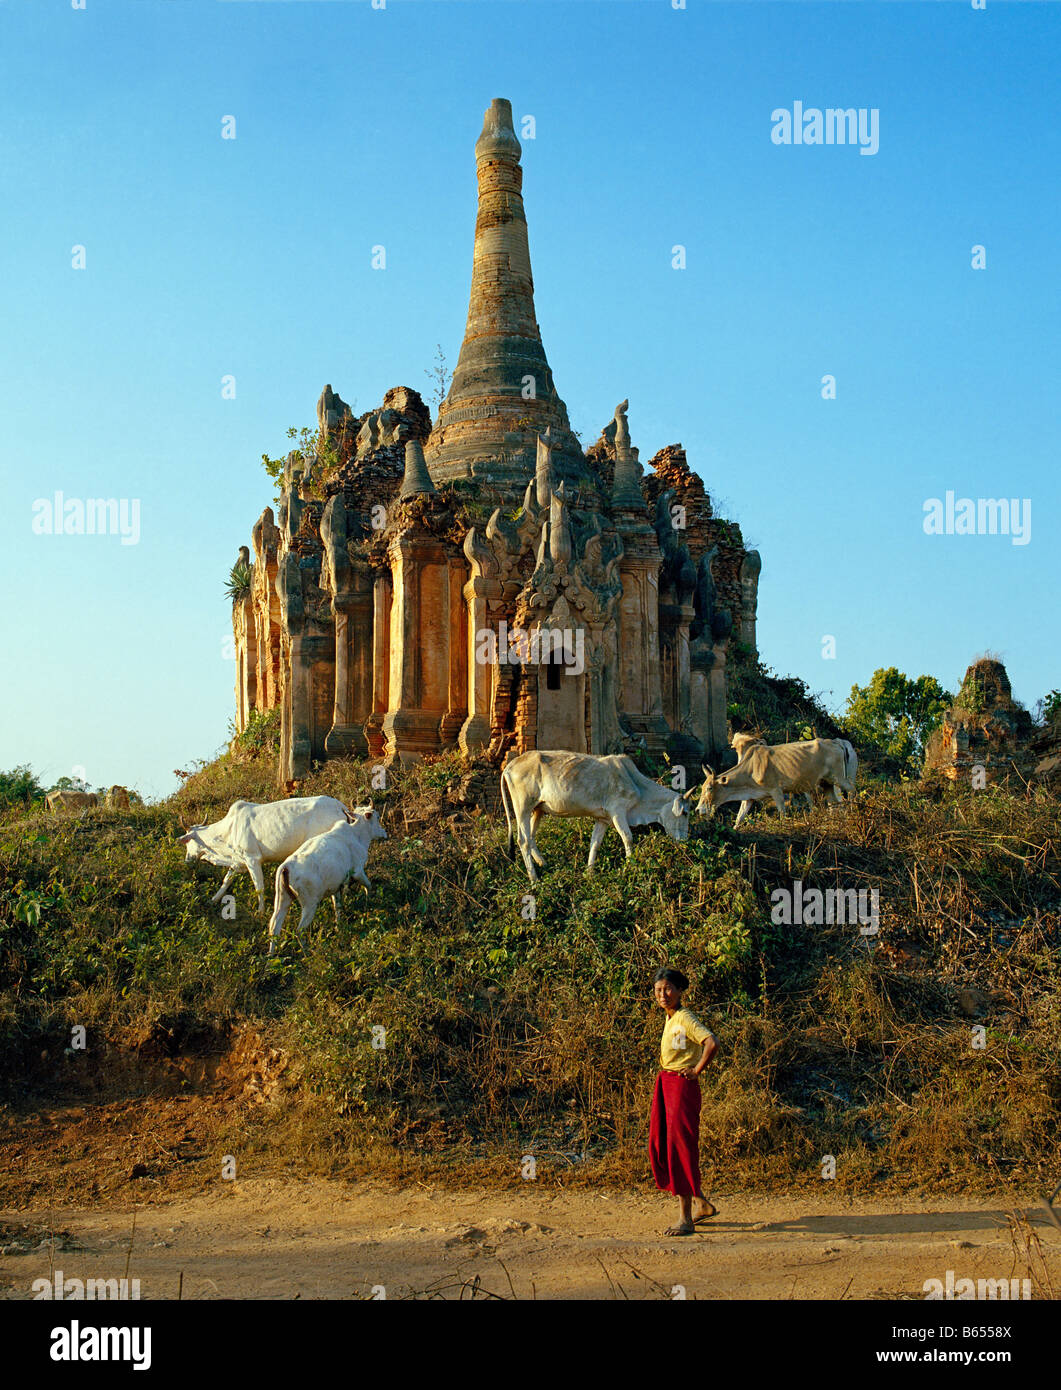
232, 99, 762, 785
925, 658, 1037, 786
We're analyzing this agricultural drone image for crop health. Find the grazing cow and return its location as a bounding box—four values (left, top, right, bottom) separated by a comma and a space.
105, 785, 131, 811
178, 795, 356, 913
267, 807, 387, 955
697, 738, 856, 828
727, 732, 807, 822
827, 739, 859, 800
46, 789, 98, 812
500, 750, 695, 884
728, 733, 859, 818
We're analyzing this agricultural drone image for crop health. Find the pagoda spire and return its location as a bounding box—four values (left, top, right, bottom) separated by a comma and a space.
425, 99, 593, 503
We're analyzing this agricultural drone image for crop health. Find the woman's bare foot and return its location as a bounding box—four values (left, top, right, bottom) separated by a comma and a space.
664, 1221, 696, 1236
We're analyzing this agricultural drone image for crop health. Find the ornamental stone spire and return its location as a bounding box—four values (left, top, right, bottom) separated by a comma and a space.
610, 399, 646, 509
425, 98, 592, 503
399, 439, 436, 501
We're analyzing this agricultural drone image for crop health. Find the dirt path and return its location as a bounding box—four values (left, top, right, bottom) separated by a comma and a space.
3, 1179, 1058, 1300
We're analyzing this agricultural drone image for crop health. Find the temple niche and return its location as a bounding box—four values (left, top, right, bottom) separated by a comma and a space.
231, 99, 762, 785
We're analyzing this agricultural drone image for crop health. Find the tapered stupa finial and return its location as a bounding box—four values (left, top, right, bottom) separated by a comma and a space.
475, 98, 521, 163
399, 439, 436, 500
424, 99, 593, 503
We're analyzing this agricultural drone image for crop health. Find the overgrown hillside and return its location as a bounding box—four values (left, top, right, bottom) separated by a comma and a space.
1, 746, 1059, 1199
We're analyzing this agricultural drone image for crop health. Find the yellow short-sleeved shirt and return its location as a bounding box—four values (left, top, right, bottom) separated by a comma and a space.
660, 1007, 715, 1073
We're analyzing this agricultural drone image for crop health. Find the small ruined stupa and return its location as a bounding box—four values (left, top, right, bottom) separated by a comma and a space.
925, 658, 1037, 785
231, 100, 762, 784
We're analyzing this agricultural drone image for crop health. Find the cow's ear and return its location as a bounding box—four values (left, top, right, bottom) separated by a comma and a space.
177, 832, 194, 845
671, 797, 686, 817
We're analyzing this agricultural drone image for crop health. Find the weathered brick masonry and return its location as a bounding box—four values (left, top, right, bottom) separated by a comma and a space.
233, 99, 762, 783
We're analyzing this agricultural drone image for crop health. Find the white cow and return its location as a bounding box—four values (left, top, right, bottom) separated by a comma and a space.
267, 807, 387, 955
178, 796, 356, 913
500, 750, 695, 884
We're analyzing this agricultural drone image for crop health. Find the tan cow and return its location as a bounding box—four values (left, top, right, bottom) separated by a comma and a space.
105, 785, 131, 810
728, 733, 859, 818
728, 732, 811, 820
46, 789, 99, 813
697, 738, 856, 828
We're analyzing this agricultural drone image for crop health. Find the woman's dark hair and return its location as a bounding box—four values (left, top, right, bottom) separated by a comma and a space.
654, 967, 689, 992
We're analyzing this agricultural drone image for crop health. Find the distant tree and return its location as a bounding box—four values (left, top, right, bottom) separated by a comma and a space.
843, 667, 952, 768
1036, 690, 1061, 726
49, 775, 85, 792
0, 765, 44, 809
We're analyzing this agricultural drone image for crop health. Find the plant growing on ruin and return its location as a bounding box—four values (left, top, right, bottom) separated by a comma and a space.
957, 669, 988, 715
262, 424, 346, 506
424, 344, 451, 414
225, 558, 252, 604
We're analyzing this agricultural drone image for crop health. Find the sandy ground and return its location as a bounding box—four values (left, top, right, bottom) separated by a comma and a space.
3, 1179, 1059, 1301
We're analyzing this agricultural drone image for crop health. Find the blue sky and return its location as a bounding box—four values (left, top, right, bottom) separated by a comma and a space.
1, 0, 1057, 799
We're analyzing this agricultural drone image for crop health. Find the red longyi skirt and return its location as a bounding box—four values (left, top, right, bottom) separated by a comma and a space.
649, 1070, 702, 1197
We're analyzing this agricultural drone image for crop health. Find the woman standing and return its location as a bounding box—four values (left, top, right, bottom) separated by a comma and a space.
650, 967, 718, 1236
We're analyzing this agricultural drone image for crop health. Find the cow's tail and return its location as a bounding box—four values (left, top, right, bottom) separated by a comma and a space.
837, 739, 857, 800
277, 863, 293, 903
500, 768, 515, 860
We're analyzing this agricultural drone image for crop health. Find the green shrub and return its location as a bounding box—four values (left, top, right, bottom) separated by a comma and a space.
234, 707, 281, 756
0, 765, 43, 810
